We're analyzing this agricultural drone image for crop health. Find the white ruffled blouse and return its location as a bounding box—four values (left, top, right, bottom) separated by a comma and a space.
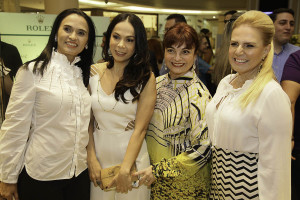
206, 74, 292, 200
0, 50, 91, 183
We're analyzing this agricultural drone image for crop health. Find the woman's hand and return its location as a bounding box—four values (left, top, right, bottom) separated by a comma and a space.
109, 168, 132, 193
87, 158, 102, 187
0, 182, 19, 200
133, 166, 156, 187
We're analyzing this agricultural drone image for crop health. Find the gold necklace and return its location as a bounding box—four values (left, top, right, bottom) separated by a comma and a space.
96, 69, 118, 112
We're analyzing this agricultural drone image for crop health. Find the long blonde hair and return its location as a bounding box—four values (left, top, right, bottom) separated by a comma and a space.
232, 11, 275, 108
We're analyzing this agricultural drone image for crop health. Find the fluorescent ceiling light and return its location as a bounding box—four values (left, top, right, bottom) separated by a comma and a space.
79, 0, 118, 6
122, 6, 221, 14
123, 6, 157, 12
79, 1, 225, 15
160, 9, 220, 14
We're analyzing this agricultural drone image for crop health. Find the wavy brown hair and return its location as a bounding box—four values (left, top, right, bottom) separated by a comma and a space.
103, 13, 151, 103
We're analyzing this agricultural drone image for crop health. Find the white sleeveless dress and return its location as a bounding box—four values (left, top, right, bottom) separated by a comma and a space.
89, 73, 150, 200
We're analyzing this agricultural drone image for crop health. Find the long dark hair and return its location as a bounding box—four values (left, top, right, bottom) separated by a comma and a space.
103, 13, 150, 103
24, 8, 96, 87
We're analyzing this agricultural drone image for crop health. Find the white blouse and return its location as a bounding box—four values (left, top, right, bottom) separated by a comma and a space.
0, 51, 91, 183
206, 74, 292, 200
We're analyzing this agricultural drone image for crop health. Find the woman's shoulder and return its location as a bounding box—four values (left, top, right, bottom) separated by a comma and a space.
260, 79, 289, 102
90, 62, 108, 77
20, 61, 39, 74
155, 74, 168, 85
263, 79, 283, 92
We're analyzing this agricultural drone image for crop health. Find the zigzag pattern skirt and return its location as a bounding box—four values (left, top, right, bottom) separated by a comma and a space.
210, 146, 259, 200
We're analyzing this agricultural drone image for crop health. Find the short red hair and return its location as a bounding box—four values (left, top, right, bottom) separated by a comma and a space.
163, 23, 199, 54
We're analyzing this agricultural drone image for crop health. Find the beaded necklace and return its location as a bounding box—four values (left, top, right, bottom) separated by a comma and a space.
97, 68, 118, 111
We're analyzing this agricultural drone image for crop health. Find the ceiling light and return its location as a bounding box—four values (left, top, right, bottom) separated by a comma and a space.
79, 0, 118, 6
123, 6, 157, 12
121, 6, 221, 15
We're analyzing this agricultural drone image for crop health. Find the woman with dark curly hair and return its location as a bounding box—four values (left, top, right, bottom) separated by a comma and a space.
87, 13, 156, 200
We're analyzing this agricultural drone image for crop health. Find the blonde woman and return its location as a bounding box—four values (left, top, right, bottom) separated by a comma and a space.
206, 11, 292, 199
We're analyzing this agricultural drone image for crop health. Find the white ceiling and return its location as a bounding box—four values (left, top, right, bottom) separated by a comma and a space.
111, 0, 249, 11
19, 0, 251, 16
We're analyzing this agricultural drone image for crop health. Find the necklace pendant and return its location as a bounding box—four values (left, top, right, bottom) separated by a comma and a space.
97, 80, 118, 112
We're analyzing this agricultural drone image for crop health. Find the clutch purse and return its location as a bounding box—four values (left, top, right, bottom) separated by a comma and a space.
100, 163, 139, 191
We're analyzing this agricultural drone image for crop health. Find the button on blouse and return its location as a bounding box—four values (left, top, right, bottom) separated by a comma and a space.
0, 50, 91, 183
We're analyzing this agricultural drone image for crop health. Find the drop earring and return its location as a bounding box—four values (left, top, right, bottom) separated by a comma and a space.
258, 56, 265, 73
55, 35, 57, 42
192, 64, 196, 70
108, 48, 112, 56
85, 44, 88, 49
258, 64, 262, 73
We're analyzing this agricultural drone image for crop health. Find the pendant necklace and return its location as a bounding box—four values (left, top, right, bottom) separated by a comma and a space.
97, 68, 118, 111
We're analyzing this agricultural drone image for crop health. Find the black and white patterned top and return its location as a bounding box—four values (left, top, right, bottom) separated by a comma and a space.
206, 74, 292, 200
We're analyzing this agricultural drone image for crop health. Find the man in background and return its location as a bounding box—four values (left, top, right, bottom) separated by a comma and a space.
159, 14, 187, 75
223, 10, 237, 24
269, 8, 300, 82
164, 14, 187, 34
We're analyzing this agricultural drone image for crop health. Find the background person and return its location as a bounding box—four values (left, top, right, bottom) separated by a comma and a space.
212, 12, 244, 86
0, 8, 96, 200
200, 28, 214, 65
0, 41, 23, 124
135, 23, 212, 200
197, 33, 214, 94
281, 49, 300, 200
223, 10, 237, 24
159, 14, 187, 75
148, 38, 163, 76
269, 8, 300, 82
87, 13, 156, 200
206, 11, 292, 199
97, 31, 107, 63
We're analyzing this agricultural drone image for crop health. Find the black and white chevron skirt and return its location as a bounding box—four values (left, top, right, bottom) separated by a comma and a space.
210, 146, 259, 199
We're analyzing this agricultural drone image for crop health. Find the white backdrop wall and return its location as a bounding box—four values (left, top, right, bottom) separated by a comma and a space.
0, 12, 109, 64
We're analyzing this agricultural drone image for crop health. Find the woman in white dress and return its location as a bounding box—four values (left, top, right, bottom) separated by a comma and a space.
87, 13, 156, 200
206, 11, 292, 199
